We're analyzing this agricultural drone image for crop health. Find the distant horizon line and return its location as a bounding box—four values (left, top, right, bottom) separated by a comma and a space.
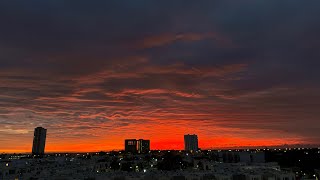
2, 144, 320, 154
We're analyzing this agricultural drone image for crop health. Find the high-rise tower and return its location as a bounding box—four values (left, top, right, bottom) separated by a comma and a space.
32, 127, 47, 155
184, 134, 198, 152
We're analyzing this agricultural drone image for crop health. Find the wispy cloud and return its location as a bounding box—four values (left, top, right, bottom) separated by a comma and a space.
132, 32, 232, 49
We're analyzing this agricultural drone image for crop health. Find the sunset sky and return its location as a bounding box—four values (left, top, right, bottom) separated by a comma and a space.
1, 0, 320, 153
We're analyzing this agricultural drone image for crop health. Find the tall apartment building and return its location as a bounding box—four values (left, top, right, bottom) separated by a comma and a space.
32, 127, 47, 155
184, 134, 198, 152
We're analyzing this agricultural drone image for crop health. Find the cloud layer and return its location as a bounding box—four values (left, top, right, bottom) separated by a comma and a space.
0, 0, 320, 152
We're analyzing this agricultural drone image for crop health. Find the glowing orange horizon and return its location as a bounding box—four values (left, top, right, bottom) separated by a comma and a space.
0, 116, 312, 153
1, 133, 306, 153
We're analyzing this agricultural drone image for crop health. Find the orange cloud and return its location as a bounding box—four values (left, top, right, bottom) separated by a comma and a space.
0, 60, 319, 153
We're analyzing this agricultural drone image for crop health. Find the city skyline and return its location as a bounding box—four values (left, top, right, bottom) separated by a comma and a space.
3, 127, 320, 154
1, 1, 320, 153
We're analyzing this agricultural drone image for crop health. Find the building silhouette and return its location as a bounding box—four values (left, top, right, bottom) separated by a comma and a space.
32, 127, 47, 155
125, 139, 138, 153
184, 134, 198, 152
125, 139, 150, 153
138, 139, 150, 153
